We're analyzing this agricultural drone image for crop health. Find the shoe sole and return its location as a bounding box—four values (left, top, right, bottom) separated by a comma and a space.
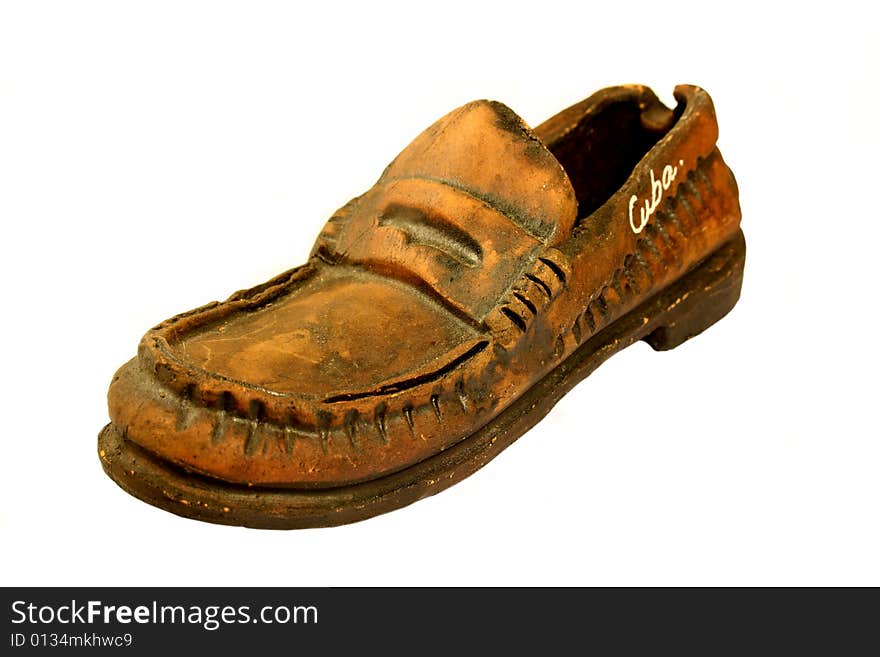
98, 229, 745, 529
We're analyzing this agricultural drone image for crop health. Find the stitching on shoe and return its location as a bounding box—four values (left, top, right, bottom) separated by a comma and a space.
486, 248, 569, 346
148, 354, 482, 458
564, 152, 720, 348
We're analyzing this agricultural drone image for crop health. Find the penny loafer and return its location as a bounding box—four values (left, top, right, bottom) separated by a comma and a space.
99, 84, 744, 528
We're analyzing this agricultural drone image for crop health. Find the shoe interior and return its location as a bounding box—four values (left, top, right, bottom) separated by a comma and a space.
534, 88, 684, 225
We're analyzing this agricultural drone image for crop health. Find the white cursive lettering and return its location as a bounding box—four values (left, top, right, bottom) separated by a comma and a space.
628, 159, 684, 233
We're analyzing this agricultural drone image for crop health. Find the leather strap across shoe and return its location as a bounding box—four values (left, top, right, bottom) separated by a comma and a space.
99, 84, 744, 528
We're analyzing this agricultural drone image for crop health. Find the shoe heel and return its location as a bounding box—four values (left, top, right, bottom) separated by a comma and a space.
643, 231, 745, 351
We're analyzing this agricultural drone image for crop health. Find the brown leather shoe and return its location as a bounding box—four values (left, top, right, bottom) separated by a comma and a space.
99, 84, 744, 528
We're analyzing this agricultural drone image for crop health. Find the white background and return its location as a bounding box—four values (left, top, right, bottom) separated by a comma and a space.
1, 1, 877, 586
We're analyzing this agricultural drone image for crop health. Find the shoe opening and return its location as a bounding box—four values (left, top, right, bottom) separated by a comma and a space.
534, 87, 685, 226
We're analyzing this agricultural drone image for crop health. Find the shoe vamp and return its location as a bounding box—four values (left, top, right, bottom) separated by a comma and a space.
171, 270, 481, 398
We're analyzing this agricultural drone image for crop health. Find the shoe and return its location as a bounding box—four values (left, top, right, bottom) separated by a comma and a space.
99, 84, 744, 528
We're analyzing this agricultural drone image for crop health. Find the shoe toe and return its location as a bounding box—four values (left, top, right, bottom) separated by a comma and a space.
107, 271, 486, 487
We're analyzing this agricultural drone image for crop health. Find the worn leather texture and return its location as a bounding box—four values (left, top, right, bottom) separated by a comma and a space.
107, 84, 741, 489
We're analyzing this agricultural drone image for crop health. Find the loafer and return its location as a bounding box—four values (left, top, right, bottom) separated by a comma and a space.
99, 84, 744, 528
